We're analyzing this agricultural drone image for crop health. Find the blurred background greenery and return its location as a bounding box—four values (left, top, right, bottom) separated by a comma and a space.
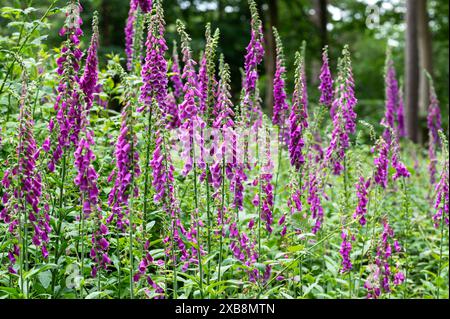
1, 0, 448, 135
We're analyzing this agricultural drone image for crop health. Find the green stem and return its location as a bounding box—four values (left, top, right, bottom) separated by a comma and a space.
192, 130, 204, 298
51, 152, 67, 297
142, 107, 153, 241
217, 157, 226, 291
273, 126, 283, 208
436, 209, 446, 299
205, 166, 211, 286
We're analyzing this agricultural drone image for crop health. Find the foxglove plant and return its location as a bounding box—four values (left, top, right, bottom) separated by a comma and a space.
107, 67, 141, 231
324, 45, 356, 176
426, 74, 442, 185
125, 0, 138, 71
213, 55, 234, 129
1, 78, 50, 282
288, 49, 308, 172
365, 218, 404, 298
80, 13, 100, 116
137, 0, 152, 13
176, 20, 206, 296
382, 50, 400, 143
373, 139, 389, 189
433, 135, 449, 228
46, 0, 84, 172
353, 176, 371, 226
319, 46, 333, 108
242, 0, 264, 127
140, 0, 168, 113
339, 229, 353, 273
308, 173, 324, 234
272, 27, 288, 130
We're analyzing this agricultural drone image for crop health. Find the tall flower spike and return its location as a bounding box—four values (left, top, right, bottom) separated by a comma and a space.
213, 54, 235, 129
373, 138, 389, 189
176, 20, 200, 122
242, 0, 265, 126
433, 134, 449, 228
140, 0, 168, 114
107, 66, 141, 230
272, 27, 289, 129
426, 73, 442, 185
324, 45, 356, 175
176, 20, 206, 177
319, 45, 333, 108
125, 0, 138, 71
204, 24, 220, 124
2, 77, 50, 271
45, 0, 84, 171
382, 48, 400, 143
137, 0, 152, 13
288, 47, 308, 171
365, 218, 404, 298
80, 12, 99, 115
353, 176, 371, 226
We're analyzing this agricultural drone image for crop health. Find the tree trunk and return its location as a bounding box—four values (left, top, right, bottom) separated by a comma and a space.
315, 0, 328, 50
264, 0, 278, 116
417, 0, 433, 144
405, 0, 420, 143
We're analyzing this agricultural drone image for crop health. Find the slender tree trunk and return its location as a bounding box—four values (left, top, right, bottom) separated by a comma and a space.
405, 0, 420, 143
315, 0, 328, 50
264, 0, 278, 116
417, 0, 433, 144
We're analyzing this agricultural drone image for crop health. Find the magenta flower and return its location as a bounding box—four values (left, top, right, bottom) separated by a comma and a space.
365, 218, 404, 298
242, 0, 264, 126
137, 0, 152, 13
288, 50, 308, 171
353, 176, 371, 226
381, 52, 401, 143
125, 0, 138, 71
80, 14, 100, 116
107, 77, 141, 231
374, 139, 389, 189
74, 130, 99, 218
140, 0, 168, 114
308, 173, 324, 234
213, 57, 234, 129
1, 80, 50, 272
427, 75, 442, 185
272, 28, 288, 129
433, 160, 449, 228
339, 230, 353, 273
46, 1, 84, 171
325, 45, 356, 175
319, 46, 333, 108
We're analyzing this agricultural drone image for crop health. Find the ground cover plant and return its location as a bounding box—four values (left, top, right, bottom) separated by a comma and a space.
0, 0, 448, 299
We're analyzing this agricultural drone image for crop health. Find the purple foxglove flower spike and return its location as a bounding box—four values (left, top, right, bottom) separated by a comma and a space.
125, 0, 138, 71
319, 46, 333, 108
288, 48, 308, 172
271, 27, 289, 131
426, 74, 442, 185
140, 0, 168, 115
242, 0, 264, 127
